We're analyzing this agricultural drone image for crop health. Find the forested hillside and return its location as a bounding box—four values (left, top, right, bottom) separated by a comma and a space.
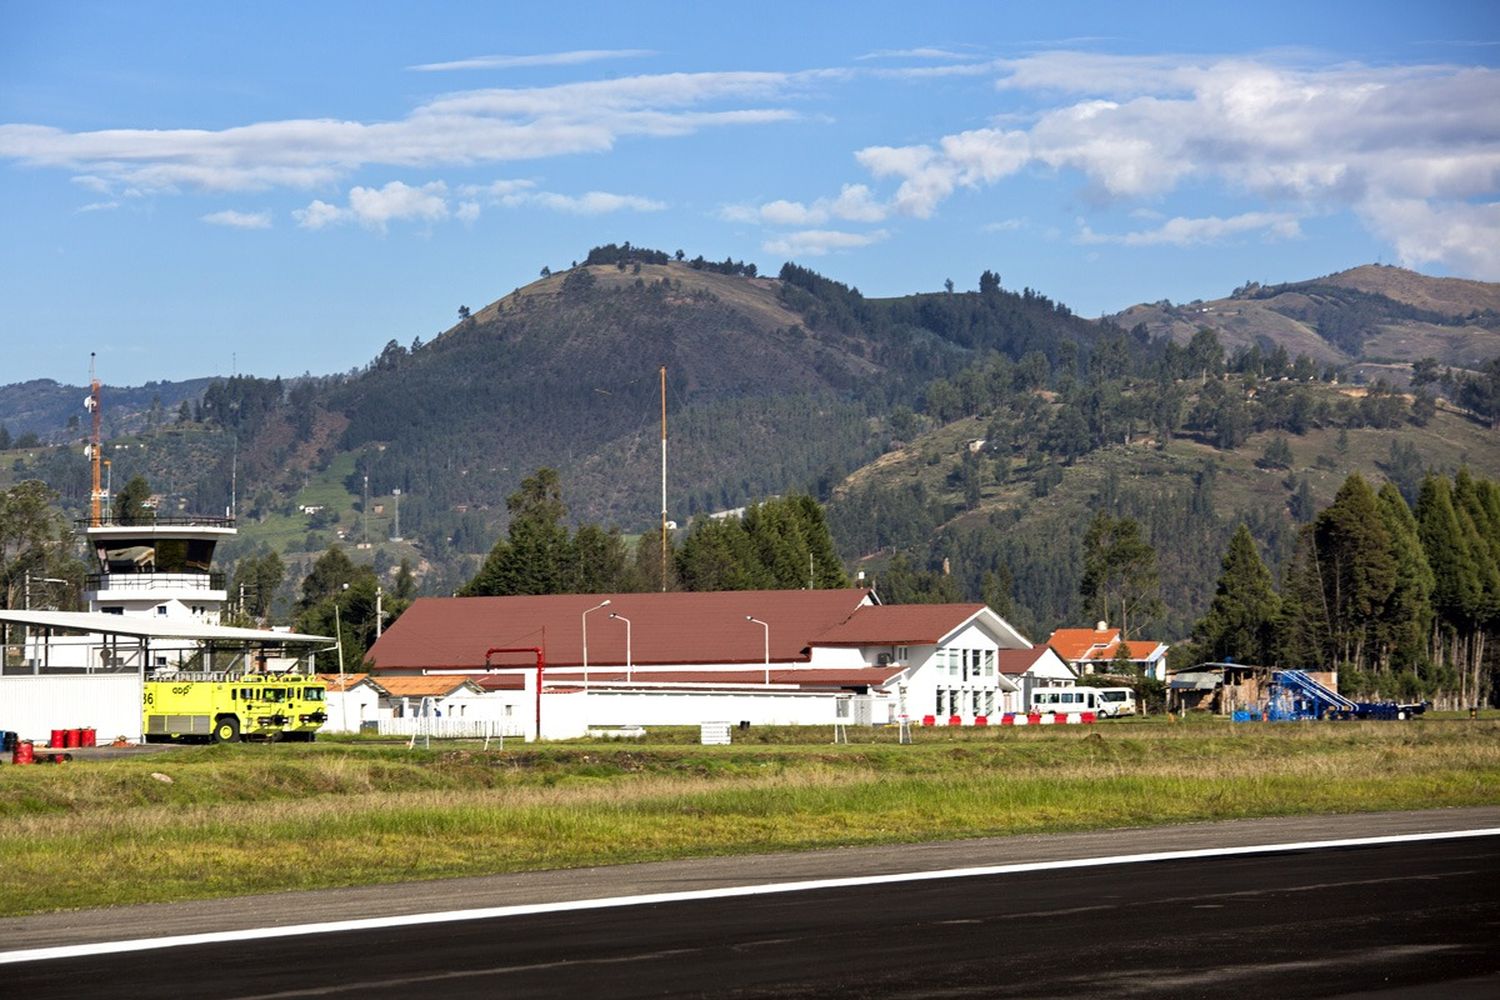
1113, 264, 1500, 373
5, 250, 1498, 645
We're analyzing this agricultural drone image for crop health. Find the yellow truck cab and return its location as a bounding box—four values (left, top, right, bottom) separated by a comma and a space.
143, 672, 328, 743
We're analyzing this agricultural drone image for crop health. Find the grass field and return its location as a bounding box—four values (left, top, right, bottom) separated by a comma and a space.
2, 720, 1497, 917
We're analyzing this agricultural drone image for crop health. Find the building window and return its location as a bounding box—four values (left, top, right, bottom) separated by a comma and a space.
896, 645, 909, 662
156, 605, 167, 616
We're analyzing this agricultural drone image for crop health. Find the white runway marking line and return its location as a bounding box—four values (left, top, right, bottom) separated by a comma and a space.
3, 827, 1497, 966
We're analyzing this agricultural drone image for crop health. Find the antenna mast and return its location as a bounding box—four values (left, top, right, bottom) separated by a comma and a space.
87, 353, 103, 526
660, 364, 668, 592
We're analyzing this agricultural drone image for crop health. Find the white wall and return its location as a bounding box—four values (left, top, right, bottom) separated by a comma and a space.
0, 674, 143, 743
323, 686, 381, 733
907, 625, 1010, 725
582, 688, 888, 727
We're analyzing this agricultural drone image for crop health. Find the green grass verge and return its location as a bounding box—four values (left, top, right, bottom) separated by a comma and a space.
2, 721, 1497, 915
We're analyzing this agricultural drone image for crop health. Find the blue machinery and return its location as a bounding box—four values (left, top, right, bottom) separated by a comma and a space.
1258, 669, 1426, 721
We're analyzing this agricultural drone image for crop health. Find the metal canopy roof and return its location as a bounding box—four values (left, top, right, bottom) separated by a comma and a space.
0, 609, 332, 645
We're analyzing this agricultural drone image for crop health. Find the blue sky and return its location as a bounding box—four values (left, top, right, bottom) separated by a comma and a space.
2, 1, 1497, 385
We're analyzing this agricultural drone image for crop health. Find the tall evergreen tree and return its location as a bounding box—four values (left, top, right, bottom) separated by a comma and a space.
1416, 474, 1482, 703
1374, 483, 1435, 678
1312, 474, 1395, 670
1194, 524, 1280, 665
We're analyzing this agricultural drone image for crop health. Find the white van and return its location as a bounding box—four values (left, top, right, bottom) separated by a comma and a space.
1028, 687, 1107, 715
1095, 687, 1137, 718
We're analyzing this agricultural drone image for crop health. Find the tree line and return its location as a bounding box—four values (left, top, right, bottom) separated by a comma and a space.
1193, 470, 1500, 706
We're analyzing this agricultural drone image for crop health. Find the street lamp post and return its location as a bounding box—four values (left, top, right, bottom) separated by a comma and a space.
581, 599, 612, 690
610, 611, 632, 682
746, 615, 770, 685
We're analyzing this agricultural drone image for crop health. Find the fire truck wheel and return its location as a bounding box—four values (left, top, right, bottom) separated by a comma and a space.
212, 717, 241, 744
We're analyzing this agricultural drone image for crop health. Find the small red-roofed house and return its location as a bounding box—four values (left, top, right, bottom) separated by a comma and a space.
316, 672, 382, 734
996, 644, 1077, 713
1046, 623, 1170, 681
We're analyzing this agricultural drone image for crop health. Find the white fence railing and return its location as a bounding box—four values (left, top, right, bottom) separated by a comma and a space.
375, 718, 519, 739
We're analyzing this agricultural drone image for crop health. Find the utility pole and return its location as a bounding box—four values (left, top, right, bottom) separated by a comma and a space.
666, 364, 672, 590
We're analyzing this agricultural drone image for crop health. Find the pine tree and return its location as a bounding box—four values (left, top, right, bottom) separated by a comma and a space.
1416, 474, 1481, 702
1373, 483, 1435, 679
1313, 474, 1395, 671
1194, 524, 1281, 665
1276, 525, 1331, 669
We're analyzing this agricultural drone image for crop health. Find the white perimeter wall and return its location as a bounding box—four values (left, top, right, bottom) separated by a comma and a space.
0, 674, 143, 743
584, 689, 891, 727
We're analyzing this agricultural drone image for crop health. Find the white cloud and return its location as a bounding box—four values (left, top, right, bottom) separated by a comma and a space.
75, 200, 119, 213
524, 191, 665, 214
347, 180, 449, 229
723, 184, 889, 227
294, 181, 449, 231
458, 179, 538, 200
200, 208, 272, 229
1357, 197, 1500, 279
858, 48, 977, 62
296, 178, 660, 228
0, 70, 810, 195
836, 54, 1500, 274
1077, 211, 1302, 246
408, 49, 656, 72
983, 218, 1025, 232
762, 228, 890, 256
292, 199, 344, 230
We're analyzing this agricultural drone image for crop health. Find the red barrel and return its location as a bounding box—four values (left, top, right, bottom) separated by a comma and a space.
81, 728, 97, 748
922, 715, 935, 726
50, 728, 67, 749
65, 729, 82, 748
975, 715, 988, 727
13, 741, 34, 765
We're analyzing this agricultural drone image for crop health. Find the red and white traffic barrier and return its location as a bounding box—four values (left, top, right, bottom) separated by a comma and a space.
1000, 712, 1095, 726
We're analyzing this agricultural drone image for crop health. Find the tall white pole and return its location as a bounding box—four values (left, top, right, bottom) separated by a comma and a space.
666, 365, 672, 587
582, 599, 611, 691
334, 602, 346, 733
747, 616, 770, 685
612, 612, 632, 682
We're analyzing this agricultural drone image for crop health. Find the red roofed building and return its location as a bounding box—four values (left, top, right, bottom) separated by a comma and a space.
365, 589, 1034, 733
1046, 624, 1169, 680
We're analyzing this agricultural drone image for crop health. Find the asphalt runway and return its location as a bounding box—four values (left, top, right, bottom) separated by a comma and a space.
7, 829, 1498, 999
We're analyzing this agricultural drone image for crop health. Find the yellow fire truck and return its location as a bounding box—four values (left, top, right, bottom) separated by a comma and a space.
143, 673, 328, 743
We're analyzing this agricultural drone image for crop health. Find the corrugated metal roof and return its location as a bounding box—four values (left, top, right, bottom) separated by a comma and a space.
811, 604, 987, 645
316, 672, 376, 692
367, 589, 875, 671
375, 676, 483, 698
0, 609, 331, 644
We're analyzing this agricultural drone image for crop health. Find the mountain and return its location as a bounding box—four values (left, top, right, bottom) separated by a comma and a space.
827, 379, 1500, 642
1110, 264, 1500, 379
0, 377, 216, 441
7, 250, 1498, 620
